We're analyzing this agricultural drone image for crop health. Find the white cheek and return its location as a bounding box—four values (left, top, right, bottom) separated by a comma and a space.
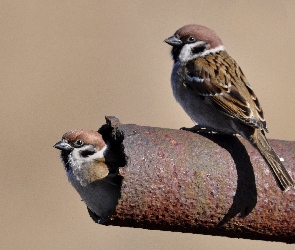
178, 41, 206, 63
67, 149, 83, 171
67, 145, 108, 186
84, 144, 107, 162
178, 43, 225, 63
179, 44, 193, 63
71, 149, 82, 164
72, 144, 108, 163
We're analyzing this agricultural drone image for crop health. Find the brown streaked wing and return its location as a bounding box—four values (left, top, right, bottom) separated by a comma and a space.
185, 51, 267, 131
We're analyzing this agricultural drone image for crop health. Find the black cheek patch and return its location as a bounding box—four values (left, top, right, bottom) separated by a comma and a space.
80, 149, 96, 158
192, 45, 206, 55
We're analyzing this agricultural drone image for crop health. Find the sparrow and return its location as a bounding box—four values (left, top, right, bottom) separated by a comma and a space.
54, 129, 122, 223
164, 24, 294, 191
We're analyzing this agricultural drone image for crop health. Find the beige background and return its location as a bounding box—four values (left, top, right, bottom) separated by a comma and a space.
1, 1, 295, 249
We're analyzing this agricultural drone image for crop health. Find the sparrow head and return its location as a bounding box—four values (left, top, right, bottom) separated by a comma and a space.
164, 24, 224, 63
54, 129, 109, 185
54, 130, 123, 223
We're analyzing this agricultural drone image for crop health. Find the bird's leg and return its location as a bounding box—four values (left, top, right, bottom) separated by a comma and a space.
180, 125, 219, 134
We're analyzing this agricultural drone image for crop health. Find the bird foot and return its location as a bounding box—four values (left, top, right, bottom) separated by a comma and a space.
180, 125, 218, 134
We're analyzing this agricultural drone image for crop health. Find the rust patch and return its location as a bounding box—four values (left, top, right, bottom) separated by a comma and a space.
100, 116, 295, 243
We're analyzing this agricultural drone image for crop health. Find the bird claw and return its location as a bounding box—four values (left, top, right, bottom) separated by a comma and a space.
180, 125, 218, 134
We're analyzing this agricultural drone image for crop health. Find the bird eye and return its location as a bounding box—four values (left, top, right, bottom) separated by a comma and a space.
74, 139, 84, 147
187, 36, 196, 42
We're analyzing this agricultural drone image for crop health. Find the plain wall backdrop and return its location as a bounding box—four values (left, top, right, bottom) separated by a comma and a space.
1, 1, 295, 249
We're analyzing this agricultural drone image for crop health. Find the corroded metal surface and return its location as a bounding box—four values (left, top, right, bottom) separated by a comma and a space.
101, 116, 295, 243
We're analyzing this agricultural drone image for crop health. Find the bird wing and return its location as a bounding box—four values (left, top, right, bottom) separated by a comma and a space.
184, 51, 268, 131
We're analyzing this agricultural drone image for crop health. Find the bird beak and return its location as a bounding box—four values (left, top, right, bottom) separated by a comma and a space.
53, 140, 73, 151
164, 35, 182, 46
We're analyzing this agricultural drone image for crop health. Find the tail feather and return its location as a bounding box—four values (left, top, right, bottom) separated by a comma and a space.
250, 130, 294, 191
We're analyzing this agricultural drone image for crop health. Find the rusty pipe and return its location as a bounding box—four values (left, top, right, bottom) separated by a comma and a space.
97, 116, 295, 243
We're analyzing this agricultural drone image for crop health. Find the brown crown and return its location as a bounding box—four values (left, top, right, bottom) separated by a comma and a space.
175, 24, 223, 49
62, 129, 106, 149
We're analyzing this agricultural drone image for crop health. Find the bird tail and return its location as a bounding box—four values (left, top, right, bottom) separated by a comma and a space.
249, 129, 294, 191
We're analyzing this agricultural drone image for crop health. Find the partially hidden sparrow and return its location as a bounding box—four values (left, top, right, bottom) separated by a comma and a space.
54, 129, 121, 223
164, 24, 294, 191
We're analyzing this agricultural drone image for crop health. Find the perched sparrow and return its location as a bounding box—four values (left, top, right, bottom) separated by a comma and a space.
165, 24, 294, 191
54, 129, 121, 223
